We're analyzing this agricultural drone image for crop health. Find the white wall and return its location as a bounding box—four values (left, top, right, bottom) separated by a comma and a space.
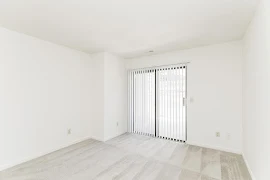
104, 53, 127, 141
126, 41, 243, 153
91, 52, 127, 141
90, 53, 105, 141
242, 0, 270, 179
0, 27, 94, 171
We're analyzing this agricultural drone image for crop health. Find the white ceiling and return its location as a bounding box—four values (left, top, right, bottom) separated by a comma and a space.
0, 0, 258, 58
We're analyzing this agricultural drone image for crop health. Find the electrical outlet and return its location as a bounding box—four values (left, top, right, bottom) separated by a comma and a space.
67, 129, 71, 135
216, 132, 220, 137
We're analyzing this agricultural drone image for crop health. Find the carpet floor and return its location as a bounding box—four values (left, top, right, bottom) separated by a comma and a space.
0, 133, 251, 180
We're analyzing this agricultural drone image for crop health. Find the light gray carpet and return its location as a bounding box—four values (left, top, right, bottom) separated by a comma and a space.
0, 133, 251, 180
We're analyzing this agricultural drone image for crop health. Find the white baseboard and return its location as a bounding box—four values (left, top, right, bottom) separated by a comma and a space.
0, 136, 92, 172
104, 132, 127, 142
91, 135, 105, 142
187, 141, 242, 154
242, 153, 256, 180
91, 132, 127, 142
91, 131, 128, 142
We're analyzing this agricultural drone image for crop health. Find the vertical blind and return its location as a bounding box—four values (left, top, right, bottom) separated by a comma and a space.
128, 64, 187, 142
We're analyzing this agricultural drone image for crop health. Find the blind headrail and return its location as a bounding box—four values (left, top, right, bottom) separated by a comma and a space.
128, 62, 190, 71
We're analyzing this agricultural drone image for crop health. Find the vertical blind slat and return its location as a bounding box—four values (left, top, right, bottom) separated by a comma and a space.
181, 67, 184, 140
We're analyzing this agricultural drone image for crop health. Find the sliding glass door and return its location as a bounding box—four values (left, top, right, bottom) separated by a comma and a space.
133, 70, 155, 136
156, 67, 187, 141
128, 64, 187, 142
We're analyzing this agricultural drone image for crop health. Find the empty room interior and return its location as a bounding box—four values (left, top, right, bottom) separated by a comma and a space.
0, 0, 269, 180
